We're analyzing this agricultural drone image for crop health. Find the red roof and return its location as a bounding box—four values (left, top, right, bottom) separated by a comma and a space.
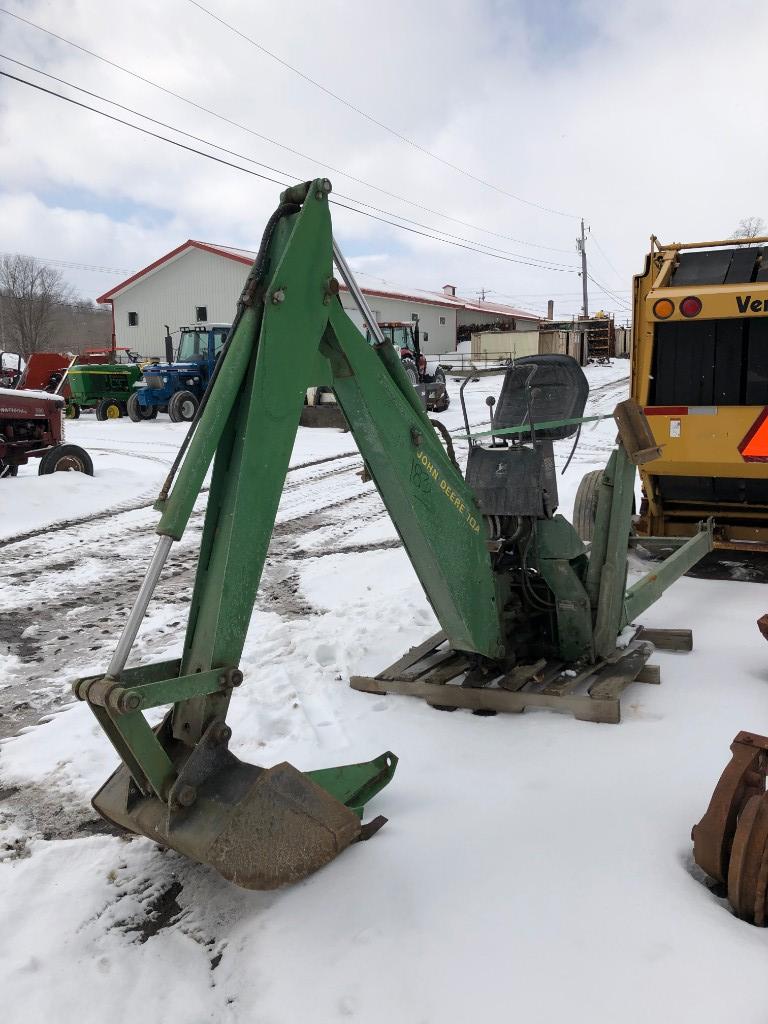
96, 239, 537, 320
351, 284, 537, 319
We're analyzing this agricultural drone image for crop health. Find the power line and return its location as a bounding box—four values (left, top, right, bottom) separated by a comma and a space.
186, 0, 581, 220
587, 272, 631, 309
0, 250, 130, 274
589, 232, 626, 284
0, 8, 574, 255
0, 69, 583, 275
349, 268, 548, 315
0, 58, 576, 272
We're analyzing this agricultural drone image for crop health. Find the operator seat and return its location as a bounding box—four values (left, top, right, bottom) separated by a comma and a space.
464, 355, 589, 519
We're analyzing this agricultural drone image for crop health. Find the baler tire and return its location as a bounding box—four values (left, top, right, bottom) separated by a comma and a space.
38, 444, 94, 477
401, 358, 419, 385
65, 403, 80, 420
96, 398, 122, 421
573, 469, 603, 543
168, 390, 198, 423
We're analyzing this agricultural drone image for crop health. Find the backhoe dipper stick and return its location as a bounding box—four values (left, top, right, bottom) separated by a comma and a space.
73, 180, 399, 890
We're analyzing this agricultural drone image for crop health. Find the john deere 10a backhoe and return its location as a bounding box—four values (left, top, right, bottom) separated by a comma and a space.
74, 178, 712, 890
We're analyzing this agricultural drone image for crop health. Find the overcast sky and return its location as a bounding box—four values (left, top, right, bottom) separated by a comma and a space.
1, 0, 767, 322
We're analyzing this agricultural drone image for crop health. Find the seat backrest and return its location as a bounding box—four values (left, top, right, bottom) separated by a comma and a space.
492, 354, 589, 441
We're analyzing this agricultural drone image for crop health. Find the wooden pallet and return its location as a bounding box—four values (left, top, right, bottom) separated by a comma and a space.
350, 628, 691, 724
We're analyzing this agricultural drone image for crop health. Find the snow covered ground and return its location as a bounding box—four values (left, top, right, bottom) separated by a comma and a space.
2, 360, 768, 1024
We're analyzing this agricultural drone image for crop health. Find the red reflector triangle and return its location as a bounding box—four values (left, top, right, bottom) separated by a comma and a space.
739, 408, 768, 462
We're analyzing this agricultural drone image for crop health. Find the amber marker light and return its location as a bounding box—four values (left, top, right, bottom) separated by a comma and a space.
652, 298, 675, 319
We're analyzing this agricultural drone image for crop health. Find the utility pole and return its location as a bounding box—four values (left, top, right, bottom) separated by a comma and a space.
577, 219, 589, 318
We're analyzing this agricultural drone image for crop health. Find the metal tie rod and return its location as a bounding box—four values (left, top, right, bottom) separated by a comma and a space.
106, 534, 173, 679
332, 237, 386, 347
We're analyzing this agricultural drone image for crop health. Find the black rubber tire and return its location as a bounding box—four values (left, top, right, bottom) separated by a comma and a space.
38, 443, 94, 476
572, 469, 603, 542
0, 461, 18, 478
168, 390, 198, 423
429, 367, 450, 412
127, 393, 158, 421
65, 402, 80, 420
96, 398, 122, 421
401, 358, 419, 385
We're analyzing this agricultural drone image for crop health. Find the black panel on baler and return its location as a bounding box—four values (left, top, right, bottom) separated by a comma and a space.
658, 476, 768, 506
671, 250, 733, 286
754, 247, 768, 282
713, 319, 744, 404
724, 247, 759, 284
746, 319, 768, 404
658, 476, 712, 502
652, 322, 715, 405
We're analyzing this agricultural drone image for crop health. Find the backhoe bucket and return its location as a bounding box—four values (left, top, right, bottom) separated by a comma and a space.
93, 750, 397, 889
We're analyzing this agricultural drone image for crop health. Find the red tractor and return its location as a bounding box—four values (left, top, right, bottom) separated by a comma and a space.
366, 321, 449, 412
302, 318, 451, 427
0, 385, 93, 478
0, 353, 23, 389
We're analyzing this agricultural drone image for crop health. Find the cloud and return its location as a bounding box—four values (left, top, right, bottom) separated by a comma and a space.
1, 0, 766, 317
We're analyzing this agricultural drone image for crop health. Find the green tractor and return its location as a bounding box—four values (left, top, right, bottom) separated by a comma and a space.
66, 348, 143, 420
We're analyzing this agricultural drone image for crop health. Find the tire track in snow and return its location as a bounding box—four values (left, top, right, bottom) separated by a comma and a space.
0, 450, 361, 550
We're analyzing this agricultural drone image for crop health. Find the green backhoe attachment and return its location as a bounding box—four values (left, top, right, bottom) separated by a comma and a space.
74, 176, 713, 888
74, 179, 406, 888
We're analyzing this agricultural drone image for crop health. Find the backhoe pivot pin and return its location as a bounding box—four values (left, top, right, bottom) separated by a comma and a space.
175, 784, 197, 808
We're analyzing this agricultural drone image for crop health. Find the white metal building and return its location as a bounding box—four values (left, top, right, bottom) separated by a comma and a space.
97, 240, 538, 358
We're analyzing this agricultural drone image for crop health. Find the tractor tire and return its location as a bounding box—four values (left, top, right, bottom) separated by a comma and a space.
127, 393, 157, 421
401, 358, 419, 385
65, 402, 80, 420
0, 461, 18, 478
429, 367, 450, 412
96, 398, 122, 421
572, 469, 603, 542
38, 443, 94, 477
168, 390, 198, 423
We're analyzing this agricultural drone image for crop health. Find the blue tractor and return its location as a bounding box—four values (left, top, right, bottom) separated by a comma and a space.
127, 323, 230, 422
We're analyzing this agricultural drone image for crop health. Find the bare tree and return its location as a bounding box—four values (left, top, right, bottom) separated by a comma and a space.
50, 299, 112, 353
0, 255, 73, 357
733, 216, 766, 245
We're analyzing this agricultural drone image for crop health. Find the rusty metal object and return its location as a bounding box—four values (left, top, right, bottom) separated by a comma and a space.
757, 614, 768, 641
692, 731, 768, 924
728, 793, 768, 925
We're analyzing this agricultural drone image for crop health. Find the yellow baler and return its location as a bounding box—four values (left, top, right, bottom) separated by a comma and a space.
632, 236, 768, 549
